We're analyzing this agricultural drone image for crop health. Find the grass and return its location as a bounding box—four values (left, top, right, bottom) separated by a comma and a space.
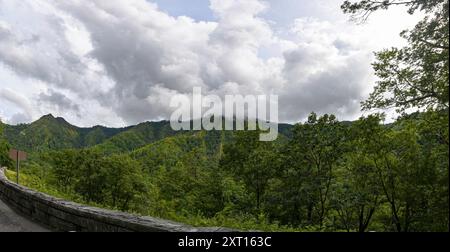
4, 169, 104, 209
5, 169, 69, 199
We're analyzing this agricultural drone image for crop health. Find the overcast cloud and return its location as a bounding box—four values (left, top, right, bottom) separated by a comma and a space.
0, 0, 422, 126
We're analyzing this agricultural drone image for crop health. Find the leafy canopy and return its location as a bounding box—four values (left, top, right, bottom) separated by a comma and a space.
343, 0, 449, 112
0, 119, 12, 168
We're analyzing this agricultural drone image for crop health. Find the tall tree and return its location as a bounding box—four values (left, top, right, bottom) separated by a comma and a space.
342, 0, 449, 232
71, 149, 107, 203
0, 119, 12, 168
342, 0, 449, 112
102, 154, 147, 211
220, 130, 276, 212
282, 113, 347, 227
241, 145, 277, 211
332, 115, 384, 232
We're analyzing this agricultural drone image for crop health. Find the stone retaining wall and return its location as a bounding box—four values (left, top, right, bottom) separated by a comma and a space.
0, 167, 231, 232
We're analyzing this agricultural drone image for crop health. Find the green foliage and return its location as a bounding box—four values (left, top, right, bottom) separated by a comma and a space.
337, 0, 449, 232
2, 5, 447, 227
101, 154, 148, 211
0, 119, 12, 168
5, 169, 74, 201
220, 112, 447, 232
343, 0, 449, 112
39, 149, 148, 211
265, 113, 347, 228
4, 114, 84, 152
131, 132, 226, 217
221, 130, 279, 212
4, 114, 294, 155
5, 111, 448, 232
91, 121, 179, 155
3, 115, 176, 153
331, 115, 384, 232
341, 0, 446, 21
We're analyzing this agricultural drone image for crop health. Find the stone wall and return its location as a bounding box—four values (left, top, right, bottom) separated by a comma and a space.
0, 167, 231, 232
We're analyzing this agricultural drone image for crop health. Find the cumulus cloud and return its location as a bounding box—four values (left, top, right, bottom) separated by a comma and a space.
277, 17, 375, 121
38, 89, 80, 115
0, 0, 420, 126
0, 88, 34, 124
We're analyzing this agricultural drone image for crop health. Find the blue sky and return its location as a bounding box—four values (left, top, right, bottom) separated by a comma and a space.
151, 0, 216, 21
151, 0, 343, 26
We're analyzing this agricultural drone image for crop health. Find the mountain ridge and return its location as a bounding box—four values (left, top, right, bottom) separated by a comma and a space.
4, 114, 295, 153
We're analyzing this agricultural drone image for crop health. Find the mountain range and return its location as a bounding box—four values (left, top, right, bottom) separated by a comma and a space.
3, 114, 294, 153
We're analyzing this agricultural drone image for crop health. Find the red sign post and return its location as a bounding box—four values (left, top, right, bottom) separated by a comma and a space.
9, 149, 27, 184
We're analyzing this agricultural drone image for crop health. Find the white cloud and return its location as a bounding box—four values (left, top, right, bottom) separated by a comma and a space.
0, 0, 423, 126
0, 88, 34, 124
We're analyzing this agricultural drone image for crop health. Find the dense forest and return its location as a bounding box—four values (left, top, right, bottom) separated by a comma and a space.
0, 0, 448, 232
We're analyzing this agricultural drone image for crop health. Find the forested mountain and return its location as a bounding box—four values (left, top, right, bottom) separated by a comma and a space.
3, 114, 182, 153
2, 111, 446, 232
4, 114, 294, 154
90, 121, 180, 154
3, 114, 129, 152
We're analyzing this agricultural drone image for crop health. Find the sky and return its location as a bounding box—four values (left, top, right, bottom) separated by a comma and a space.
0, 0, 423, 127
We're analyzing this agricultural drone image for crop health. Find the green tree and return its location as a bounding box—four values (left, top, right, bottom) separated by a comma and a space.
44, 149, 80, 193
69, 149, 106, 203
0, 119, 12, 168
342, 0, 449, 112
242, 144, 277, 211
220, 130, 277, 212
332, 115, 384, 232
342, 0, 449, 232
276, 113, 347, 228
399, 112, 449, 231
102, 154, 147, 211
